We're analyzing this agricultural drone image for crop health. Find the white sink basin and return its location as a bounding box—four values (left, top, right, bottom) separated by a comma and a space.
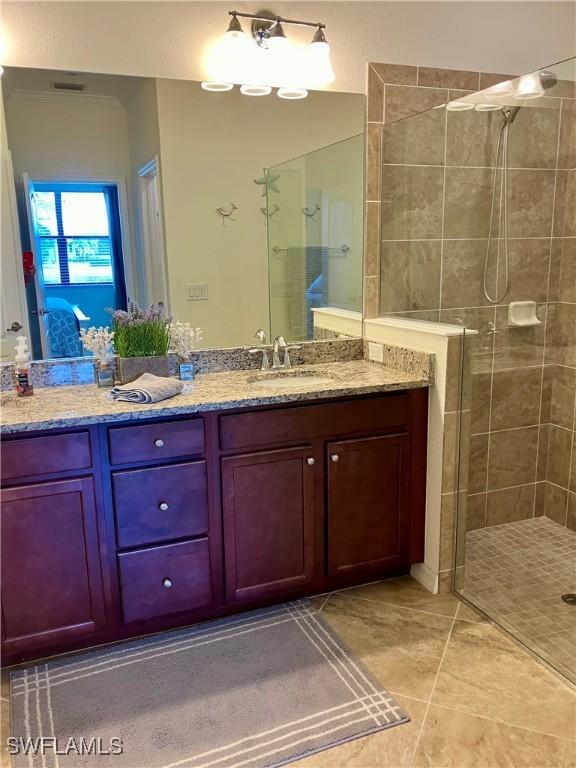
254, 374, 334, 389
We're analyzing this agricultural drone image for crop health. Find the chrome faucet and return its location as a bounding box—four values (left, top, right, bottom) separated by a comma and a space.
271, 336, 302, 369
272, 336, 287, 369
249, 328, 270, 370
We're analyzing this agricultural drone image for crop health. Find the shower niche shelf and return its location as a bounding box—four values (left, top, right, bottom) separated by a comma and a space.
507, 301, 542, 327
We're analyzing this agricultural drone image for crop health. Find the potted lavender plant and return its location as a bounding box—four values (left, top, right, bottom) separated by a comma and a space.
112, 302, 172, 384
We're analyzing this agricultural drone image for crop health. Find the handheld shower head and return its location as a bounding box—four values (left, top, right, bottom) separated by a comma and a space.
502, 105, 521, 124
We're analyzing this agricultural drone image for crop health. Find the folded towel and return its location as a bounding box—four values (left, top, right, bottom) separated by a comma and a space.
111, 373, 184, 404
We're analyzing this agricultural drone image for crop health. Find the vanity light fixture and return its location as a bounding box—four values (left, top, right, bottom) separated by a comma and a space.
475, 103, 502, 111
203, 10, 335, 96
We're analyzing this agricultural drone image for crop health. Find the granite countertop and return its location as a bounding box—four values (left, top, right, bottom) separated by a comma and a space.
0, 360, 430, 435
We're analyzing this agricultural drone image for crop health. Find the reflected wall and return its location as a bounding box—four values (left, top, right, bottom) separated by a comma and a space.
267, 134, 364, 342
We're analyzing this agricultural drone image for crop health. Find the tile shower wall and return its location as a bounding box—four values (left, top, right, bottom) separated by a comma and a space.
365, 63, 502, 592
539, 101, 576, 531
366, 63, 576, 590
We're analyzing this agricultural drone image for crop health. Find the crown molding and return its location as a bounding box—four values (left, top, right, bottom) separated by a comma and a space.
7, 89, 123, 109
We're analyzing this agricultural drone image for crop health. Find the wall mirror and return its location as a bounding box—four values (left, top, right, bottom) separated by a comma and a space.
1, 67, 365, 360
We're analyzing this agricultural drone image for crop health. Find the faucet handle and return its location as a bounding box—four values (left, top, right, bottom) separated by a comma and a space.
254, 328, 267, 344
249, 347, 270, 371
283, 344, 302, 369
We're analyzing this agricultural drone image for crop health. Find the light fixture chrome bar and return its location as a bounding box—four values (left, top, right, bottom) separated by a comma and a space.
228, 10, 326, 29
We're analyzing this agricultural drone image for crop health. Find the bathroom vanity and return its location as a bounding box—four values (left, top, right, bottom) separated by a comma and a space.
0, 364, 428, 664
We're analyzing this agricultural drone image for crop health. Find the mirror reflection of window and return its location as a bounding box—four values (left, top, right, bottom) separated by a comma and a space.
27, 181, 127, 359
33, 187, 115, 285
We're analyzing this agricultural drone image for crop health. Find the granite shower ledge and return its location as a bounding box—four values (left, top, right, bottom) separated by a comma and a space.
0, 360, 430, 435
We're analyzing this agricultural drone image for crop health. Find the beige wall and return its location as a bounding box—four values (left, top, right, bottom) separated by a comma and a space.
154, 80, 364, 348
5, 93, 130, 181
2, 2, 574, 95
125, 78, 161, 305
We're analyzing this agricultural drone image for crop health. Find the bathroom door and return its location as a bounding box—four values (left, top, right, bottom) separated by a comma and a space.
0, 130, 30, 358
23, 173, 50, 357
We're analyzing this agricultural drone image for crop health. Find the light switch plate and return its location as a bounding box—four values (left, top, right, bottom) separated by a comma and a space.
186, 284, 208, 301
368, 342, 384, 363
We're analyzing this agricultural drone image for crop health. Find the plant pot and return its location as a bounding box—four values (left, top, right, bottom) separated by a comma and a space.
117, 355, 170, 384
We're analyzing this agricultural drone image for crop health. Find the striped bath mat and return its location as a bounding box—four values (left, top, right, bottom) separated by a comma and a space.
10, 599, 409, 767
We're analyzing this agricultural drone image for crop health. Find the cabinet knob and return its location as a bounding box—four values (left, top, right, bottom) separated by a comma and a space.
162, 578, 173, 589
306, 457, 315, 466
331, 454, 340, 463
159, 502, 169, 511
154, 439, 165, 448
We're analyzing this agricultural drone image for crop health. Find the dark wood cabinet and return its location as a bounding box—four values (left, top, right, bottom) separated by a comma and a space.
1, 388, 428, 663
113, 461, 209, 549
1, 478, 106, 655
222, 447, 320, 602
326, 434, 410, 581
118, 538, 213, 623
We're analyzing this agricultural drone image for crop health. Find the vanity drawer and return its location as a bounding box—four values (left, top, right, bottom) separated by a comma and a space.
113, 461, 209, 548
219, 394, 410, 451
1, 431, 92, 481
118, 539, 213, 623
108, 418, 205, 465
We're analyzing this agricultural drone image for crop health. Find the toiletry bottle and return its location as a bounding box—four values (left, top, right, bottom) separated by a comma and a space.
14, 336, 34, 397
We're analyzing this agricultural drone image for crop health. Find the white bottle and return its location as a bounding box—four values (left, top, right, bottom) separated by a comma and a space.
14, 336, 34, 397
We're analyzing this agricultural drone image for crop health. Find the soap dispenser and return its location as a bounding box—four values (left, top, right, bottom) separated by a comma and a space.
14, 336, 34, 397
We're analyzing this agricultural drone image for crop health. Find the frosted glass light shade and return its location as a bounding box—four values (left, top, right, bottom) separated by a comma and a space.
515, 73, 545, 99
307, 40, 335, 87
475, 103, 501, 111
201, 82, 234, 92
484, 79, 515, 98
240, 84, 272, 96
446, 100, 474, 111
277, 87, 308, 99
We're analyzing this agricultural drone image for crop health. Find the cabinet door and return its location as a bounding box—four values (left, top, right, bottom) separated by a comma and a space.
327, 434, 410, 580
1, 478, 106, 655
222, 447, 319, 602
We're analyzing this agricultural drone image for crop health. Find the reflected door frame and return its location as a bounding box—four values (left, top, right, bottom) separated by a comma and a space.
21, 173, 136, 359
0, 148, 31, 358
137, 158, 169, 313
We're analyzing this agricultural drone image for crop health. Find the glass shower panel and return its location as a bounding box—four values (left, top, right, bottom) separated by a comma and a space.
452, 57, 576, 685
266, 134, 364, 341
378, 56, 575, 684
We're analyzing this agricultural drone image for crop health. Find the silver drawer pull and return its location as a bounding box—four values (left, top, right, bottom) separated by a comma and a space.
159, 502, 169, 511
331, 454, 340, 463
162, 578, 173, 589
306, 457, 315, 466
154, 439, 165, 448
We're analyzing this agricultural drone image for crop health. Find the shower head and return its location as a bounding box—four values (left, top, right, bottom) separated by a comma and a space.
502, 105, 521, 124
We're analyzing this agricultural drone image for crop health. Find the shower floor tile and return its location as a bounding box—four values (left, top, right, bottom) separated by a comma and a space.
459, 516, 576, 682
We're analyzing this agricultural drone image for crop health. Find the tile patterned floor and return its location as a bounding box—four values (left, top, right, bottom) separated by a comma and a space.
460, 516, 576, 682
1, 576, 575, 767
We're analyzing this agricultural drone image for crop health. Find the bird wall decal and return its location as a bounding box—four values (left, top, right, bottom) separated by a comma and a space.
302, 204, 320, 225
216, 203, 238, 226
260, 204, 280, 221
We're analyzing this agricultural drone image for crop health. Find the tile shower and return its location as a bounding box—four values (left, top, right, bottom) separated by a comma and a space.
368, 57, 576, 683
